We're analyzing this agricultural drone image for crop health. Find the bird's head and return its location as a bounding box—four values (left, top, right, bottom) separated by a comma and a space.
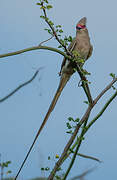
76, 17, 87, 32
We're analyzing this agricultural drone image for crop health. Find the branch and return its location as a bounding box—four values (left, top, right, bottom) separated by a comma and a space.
0, 69, 40, 103
63, 112, 91, 180
41, 1, 69, 54
48, 105, 92, 180
0, 45, 71, 59
77, 153, 101, 163
63, 90, 117, 179
86, 90, 117, 131
39, 35, 54, 46
70, 167, 96, 180
63, 137, 82, 180
48, 77, 117, 179
63, 81, 117, 179
93, 77, 117, 105
76, 64, 93, 104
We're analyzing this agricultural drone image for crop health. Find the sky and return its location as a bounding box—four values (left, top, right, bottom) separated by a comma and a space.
0, 0, 117, 179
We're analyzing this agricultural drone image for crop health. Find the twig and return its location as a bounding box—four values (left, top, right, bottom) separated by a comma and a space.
86, 90, 117, 131
93, 77, 117, 105
41, 2, 69, 54
0, 69, 40, 103
63, 137, 82, 180
70, 167, 96, 180
0, 45, 71, 59
39, 35, 54, 46
77, 153, 101, 163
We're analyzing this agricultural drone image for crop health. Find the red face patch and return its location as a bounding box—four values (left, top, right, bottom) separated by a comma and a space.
76, 24, 86, 29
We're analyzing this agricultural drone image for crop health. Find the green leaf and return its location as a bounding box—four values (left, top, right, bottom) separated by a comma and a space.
58, 45, 62, 48
60, 39, 64, 44
44, 0, 48, 3
110, 73, 116, 79
56, 167, 62, 172
44, 28, 52, 34
36, 3, 42, 6
55, 154, 59, 158
78, 59, 85, 63
59, 29, 63, 33
73, 68, 77, 72
48, 156, 51, 160
79, 136, 85, 141
66, 122, 72, 129
69, 148, 74, 153
45, 167, 50, 171
40, 15, 45, 19
66, 130, 72, 134
68, 36, 73, 42
82, 126, 88, 132
75, 118, 80, 122
6, 161, 11, 164
68, 117, 74, 121
41, 167, 45, 171
112, 85, 117, 90
6, 170, 12, 174
46, 5, 53, 9
48, 20, 54, 26
2, 162, 8, 167
65, 42, 68, 46
55, 175, 61, 179
40, 6, 46, 10
82, 69, 91, 76
56, 25, 62, 28
72, 50, 80, 57
84, 101, 89, 104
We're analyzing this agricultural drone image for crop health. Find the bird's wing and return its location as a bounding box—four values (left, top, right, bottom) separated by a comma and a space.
59, 37, 76, 75
86, 44, 93, 60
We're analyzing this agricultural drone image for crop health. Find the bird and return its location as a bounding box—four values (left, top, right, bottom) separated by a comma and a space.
34, 17, 93, 139
15, 17, 93, 179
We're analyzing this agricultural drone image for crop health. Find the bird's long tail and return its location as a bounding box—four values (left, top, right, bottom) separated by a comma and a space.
15, 73, 71, 180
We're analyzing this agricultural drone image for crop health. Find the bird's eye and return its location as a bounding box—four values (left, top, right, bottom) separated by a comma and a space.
76, 26, 82, 30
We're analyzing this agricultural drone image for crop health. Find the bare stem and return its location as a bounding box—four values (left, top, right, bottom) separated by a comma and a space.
39, 35, 54, 46
0, 45, 71, 59
93, 77, 117, 105
87, 90, 117, 131
0, 69, 40, 103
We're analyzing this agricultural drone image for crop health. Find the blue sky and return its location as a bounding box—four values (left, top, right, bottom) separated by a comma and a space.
0, 0, 117, 179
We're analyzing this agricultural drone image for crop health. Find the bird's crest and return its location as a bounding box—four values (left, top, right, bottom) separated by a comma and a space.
76, 17, 87, 30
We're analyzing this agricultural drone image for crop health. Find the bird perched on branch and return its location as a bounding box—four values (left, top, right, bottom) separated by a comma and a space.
36, 17, 93, 136
15, 17, 93, 180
